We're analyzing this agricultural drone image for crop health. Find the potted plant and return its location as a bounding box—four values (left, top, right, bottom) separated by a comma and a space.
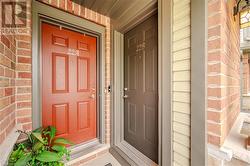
8, 126, 73, 166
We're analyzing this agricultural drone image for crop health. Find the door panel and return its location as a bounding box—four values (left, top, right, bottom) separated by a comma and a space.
42, 22, 97, 144
77, 101, 90, 130
77, 57, 89, 91
52, 103, 69, 136
52, 53, 69, 93
124, 14, 158, 163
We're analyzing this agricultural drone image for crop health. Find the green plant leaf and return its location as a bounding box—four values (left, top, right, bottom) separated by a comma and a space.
14, 153, 31, 166
32, 132, 45, 144
49, 126, 56, 143
19, 140, 32, 149
36, 151, 61, 162
9, 127, 73, 165
51, 145, 66, 152
10, 148, 22, 159
32, 142, 43, 152
53, 138, 73, 145
27, 133, 33, 144
9, 145, 25, 162
33, 127, 42, 133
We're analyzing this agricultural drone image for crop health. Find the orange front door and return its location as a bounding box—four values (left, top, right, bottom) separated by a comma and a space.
42, 22, 97, 144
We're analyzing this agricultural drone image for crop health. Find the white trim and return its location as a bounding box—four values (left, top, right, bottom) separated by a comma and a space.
0, 124, 22, 165
158, 0, 173, 165
113, 31, 124, 146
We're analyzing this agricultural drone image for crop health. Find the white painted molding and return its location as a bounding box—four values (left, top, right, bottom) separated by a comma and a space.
0, 124, 22, 165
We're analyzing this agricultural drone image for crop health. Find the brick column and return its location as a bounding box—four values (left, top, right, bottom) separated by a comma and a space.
208, 0, 241, 146
242, 53, 250, 94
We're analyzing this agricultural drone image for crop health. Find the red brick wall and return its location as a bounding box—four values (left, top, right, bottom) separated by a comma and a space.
0, 0, 23, 143
208, 0, 241, 146
0, 0, 32, 144
0, 34, 16, 144
0, 0, 111, 145
15, 0, 32, 133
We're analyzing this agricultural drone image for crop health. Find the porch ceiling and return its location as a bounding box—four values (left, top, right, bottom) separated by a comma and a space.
73, 0, 157, 29
74, 0, 138, 18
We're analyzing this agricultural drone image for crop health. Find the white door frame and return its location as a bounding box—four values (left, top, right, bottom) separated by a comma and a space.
112, 0, 172, 165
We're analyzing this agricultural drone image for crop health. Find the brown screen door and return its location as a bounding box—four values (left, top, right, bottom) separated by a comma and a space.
42, 22, 97, 144
124, 14, 158, 162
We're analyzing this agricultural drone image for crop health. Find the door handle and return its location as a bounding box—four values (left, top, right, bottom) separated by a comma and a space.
123, 95, 129, 99
90, 94, 95, 99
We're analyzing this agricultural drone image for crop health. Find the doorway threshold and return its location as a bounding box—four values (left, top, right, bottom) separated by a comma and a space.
66, 139, 110, 165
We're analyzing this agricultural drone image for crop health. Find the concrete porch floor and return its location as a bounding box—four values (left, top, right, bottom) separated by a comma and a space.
223, 113, 250, 163
81, 153, 121, 166
82, 153, 250, 166
208, 155, 250, 166
208, 112, 250, 166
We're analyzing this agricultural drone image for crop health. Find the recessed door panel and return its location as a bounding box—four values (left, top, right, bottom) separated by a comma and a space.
52, 54, 69, 93
52, 34, 69, 47
144, 105, 156, 144
42, 22, 97, 144
124, 14, 158, 163
77, 101, 90, 130
52, 103, 69, 136
77, 41, 89, 51
128, 102, 136, 134
77, 57, 89, 91
144, 49, 156, 92
128, 55, 137, 90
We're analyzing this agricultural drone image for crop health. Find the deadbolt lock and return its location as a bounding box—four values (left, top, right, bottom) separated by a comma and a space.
123, 95, 129, 99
